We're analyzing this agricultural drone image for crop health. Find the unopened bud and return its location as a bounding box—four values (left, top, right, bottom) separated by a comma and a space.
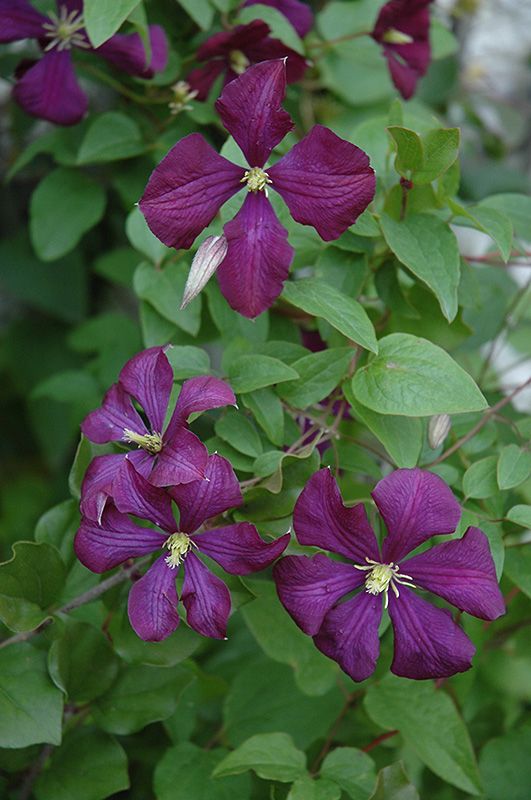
180, 235, 228, 309
382, 28, 414, 45
428, 414, 451, 449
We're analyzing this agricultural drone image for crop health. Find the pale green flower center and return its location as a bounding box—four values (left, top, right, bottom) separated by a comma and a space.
42, 6, 89, 51
123, 429, 163, 454
164, 533, 195, 569
229, 49, 250, 75
355, 558, 416, 609
382, 28, 414, 45
241, 167, 272, 197
169, 81, 198, 115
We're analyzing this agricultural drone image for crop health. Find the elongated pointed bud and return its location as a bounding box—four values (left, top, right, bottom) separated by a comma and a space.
180, 235, 228, 309
428, 414, 451, 449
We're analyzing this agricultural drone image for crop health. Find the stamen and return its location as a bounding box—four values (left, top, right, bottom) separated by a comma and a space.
382, 28, 414, 45
43, 5, 89, 52
241, 167, 273, 197
229, 49, 250, 75
123, 429, 163, 454
355, 557, 416, 609
169, 81, 198, 115
164, 533, 195, 568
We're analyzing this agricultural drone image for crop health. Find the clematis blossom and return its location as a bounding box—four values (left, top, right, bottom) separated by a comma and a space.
242, 0, 313, 38
274, 468, 505, 681
80, 347, 235, 522
140, 59, 375, 318
75, 455, 290, 641
0, 0, 168, 125
372, 0, 432, 100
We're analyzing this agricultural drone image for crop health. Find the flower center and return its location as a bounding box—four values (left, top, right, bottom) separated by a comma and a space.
169, 81, 198, 115
164, 532, 195, 568
229, 49, 250, 75
354, 558, 416, 609
241, 167, 272, 197
123, 429, 163, 454
381, 28, 414, 45
42, 6, 89, 51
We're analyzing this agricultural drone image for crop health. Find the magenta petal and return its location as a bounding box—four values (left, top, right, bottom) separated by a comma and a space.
181, 552, 231, 639
0, 0, 47, 42
119, 347, 173, 434
113, 459, 176, 533
196, 524, 289, 575
243, 0, 314, 38
139, 133, 244, 250
384, 50, 421, 100
80, 453, 126, 524
403, 527, 505, 621
374, 468, 461, 563
274, 553, 364, 635
293, 469, 380, 563
314, 592, 382, 682
96, 25, 168, 77
13, 49, 87, 126
150, 428, 208, 487
215, 59, 293, 167
126, 448, 155, 479
166, 376, 236, 436
218, 192, 294, 318
169, 453, 242, 533
187, 60, 226, 101
81, 383, 147, 444
245, 38, 308, 84
196, 19, 270, 60
389, 587, 475, 679
128, 556, 180, 642
74, 507, 165, 573
268, 125, 375, 241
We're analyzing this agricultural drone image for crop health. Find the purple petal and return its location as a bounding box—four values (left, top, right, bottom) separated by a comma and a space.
218, 192, 294, 318
81, 383, 147, 445
245, 37, 308, 84
215, 59, 293, 167
402, 527, 505, 621
196, 19, 270, 60
314, 592, 382, 682
119, 347, 173, 434
373, 468, 462, 563
274, 553, 364, 635
0, 0, 47, 42
243, 0, 314, 38
293, 469, 380, 563
195, 524, 289, 574
96, 25, 168, 78
128, 556, 180, 642
126, 448, 155, 479
389, 587, 475, 679
113, 459, 176, 533
166, 376, 236, 436
80, 453, 126, 524
13, 50, 87, 126
74, 507, 164, 573
268, 125, 375, 241
139, 133, 244, 250
181, 552, 231, 639
186, 60, 226, 101
150, 428, 208, 488
383, 50, 421, 101
169, 453, 242, 533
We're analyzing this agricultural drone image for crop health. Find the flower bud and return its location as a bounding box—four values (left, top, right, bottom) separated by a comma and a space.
180, 235, 228, 309
428, 414, 451, 449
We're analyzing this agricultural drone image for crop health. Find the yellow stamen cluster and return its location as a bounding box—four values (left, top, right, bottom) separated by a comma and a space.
42, 6, 89, 52
164, 533, 195, 569
355, 558, 416, 609
229, 49, 250, 75
381, 28, 414, 45
169, 81, 198, 115
123, 429, 163, 454
241, 167, 272, 197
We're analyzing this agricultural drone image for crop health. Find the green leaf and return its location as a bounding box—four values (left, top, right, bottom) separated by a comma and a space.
278, 348, 352, 408
165, 345, 211, 378
30, 168, 106, 261
108, 610, 201, 667
242, 388, 285, 446
77, 112, 144, 164
497, 444, 531, 490
380, 214, 460, 321
213, 733, 306, 782
504, 546, 531, 599
238, 4, 304, 53
126, 207, 170, 265
479, 726, 531, 800
282, 279, 378, 353
215, 410, 263, 457
321, 747, 376, 800
155, 743, 251, 800
228, 355, 299, 393
368, 762, 420, 800
175, 0, 214, 29
364, 676, 482, 795
288, 776, 342, 800
84, 0, 141, 47
449, 200, 513, 262
507, 505, 531, 528
414, 128, 460, 185
387, 127, 424, 175
0, 644, 63, 748
134, 261, 202, 336
463, 456, 498, 499
68, 436, 96, 501
48, 620, 119, 703
479, 193, 531, 241
352, 333, 487, 416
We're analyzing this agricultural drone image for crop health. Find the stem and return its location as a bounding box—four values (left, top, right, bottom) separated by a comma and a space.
18, 743, 54, 800
362, 729, 399, 753
477, 276, 531, 384
310, 691, 362, 774
308, 30, 371, 50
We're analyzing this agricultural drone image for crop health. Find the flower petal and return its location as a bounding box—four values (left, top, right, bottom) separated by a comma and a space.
217, 192, 294, 318
245, 37, 308, 84
389, 587, 475, 679
96, 25, 168, 77
215, 59, 293, 167
314, 591, 382, 682
150, 428, 208, 488
128, 556, 180, 642
196, 524, 289, 574
165, 375, 236, 437
274, 553, 364, 635
181, 552, 231, 639
196, 19, 270, 60
119, 347, 173, 434
81, 383, 147, 444
0, 0, 47, 42
126, 448, 155, 479
383, 50, 421, 101
268, 125, 375, 241
243, 0, 314, 38
293, 469, 380, 563
13, 49, 87, 126
186, 60, 226, 101
74, 507, 164, 573
169, 453, 242, 533
139, 133, 244, 250
113, 459, 176, 533
403, 527, 505, 621
80, 453, 125, 523
373, 468, 461, 563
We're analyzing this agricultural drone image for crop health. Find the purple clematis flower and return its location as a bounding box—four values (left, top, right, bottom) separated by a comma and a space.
242, 0, 313, 38
186, 19, 308, 101
140, 59, 375, 318
0, 0, 168, 125
75, 454, 290, 641
274, 468, 505, 681
80, 347, 235, 521
372, 0, 432, 100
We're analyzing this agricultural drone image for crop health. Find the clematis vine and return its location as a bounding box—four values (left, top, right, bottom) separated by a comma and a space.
75, 455, 290, 641
140, 59, 375, 318
372, 0, 433, 100
0, 0, 168, 125
80, 347, 235, 522
242, 0, 314, 38
274, 468, 505, 681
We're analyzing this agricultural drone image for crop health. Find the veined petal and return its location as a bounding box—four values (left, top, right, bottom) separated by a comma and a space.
195, 524, 289, 574
165, 375, 236, 437
274, 553, 364, 635
81, 383, 147, 444
268, 125, 375, 241
243, 0, 314, 38
150, 428, 208, 487
245, 37, 308, 84
96, 25, 168, 77
139, 133, 244, 250
215, 59, 293, 167
119, 347, 173, 434
80, 453, 125, 524
169, 453, 242, 533
0, 0, 47, 42
186, 60, 226, 101
293, 469, 380, 563
196, 19, 270, 61
389, 587, 475, 680
181, 552, 231, 639
74, 507, 165, 573
374, 468, 461, 563
126, 448, 155, 479
128, 556, 180, 642
403, 527, 505, 621
218, 192, 294, 318
13, 50, 87, 126
314, 592, 382, 682
113, 459, 176, 533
